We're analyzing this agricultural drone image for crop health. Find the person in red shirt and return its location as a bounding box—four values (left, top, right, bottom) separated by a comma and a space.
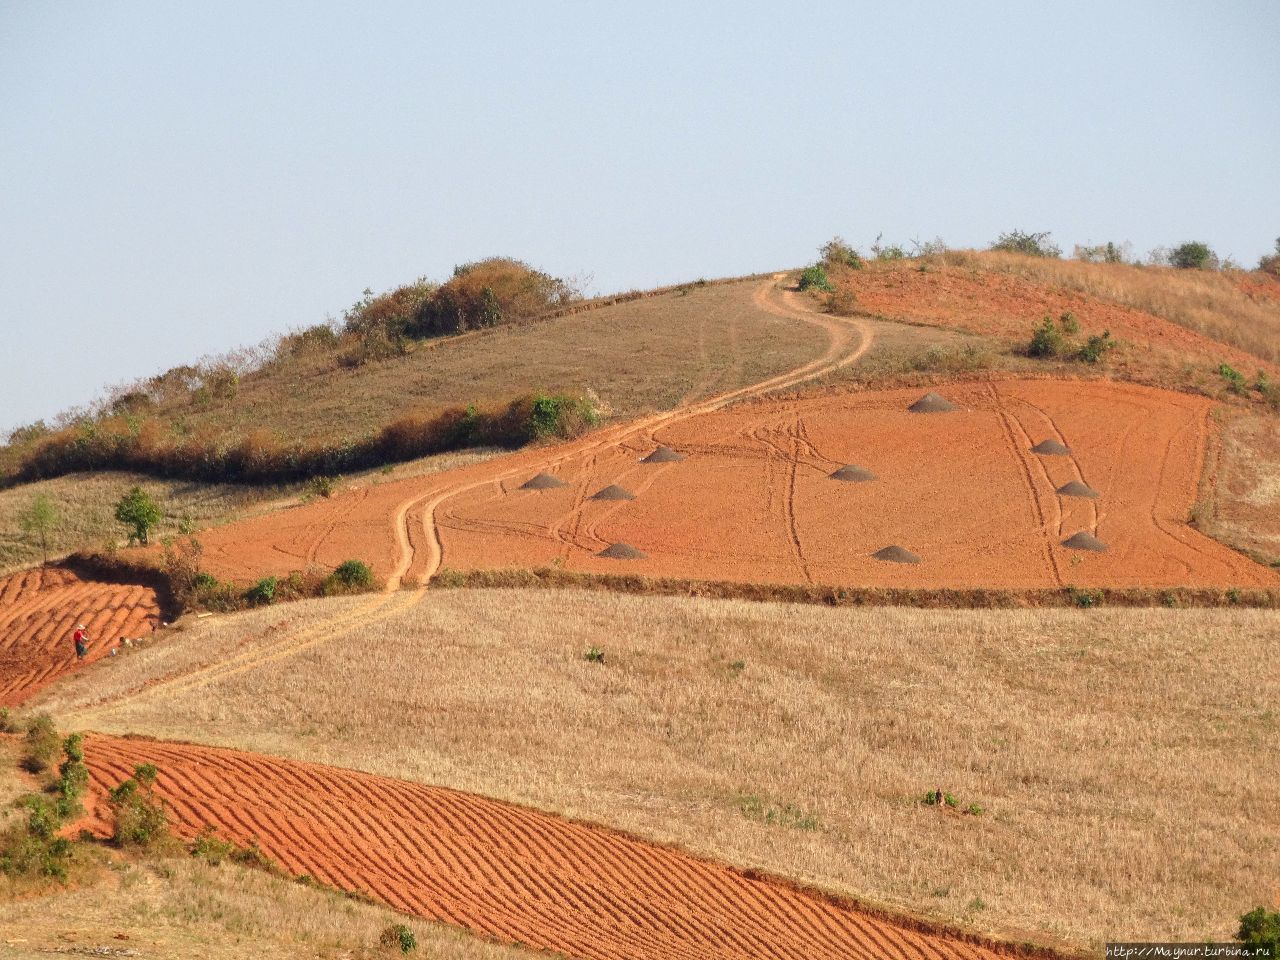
73, 624, 88, 660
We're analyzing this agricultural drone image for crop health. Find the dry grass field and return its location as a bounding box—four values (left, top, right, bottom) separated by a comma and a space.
1199, 409, 1280, 566
137, 279, 827, 448
40, 589, 1280, 951
0, 847, 538, 960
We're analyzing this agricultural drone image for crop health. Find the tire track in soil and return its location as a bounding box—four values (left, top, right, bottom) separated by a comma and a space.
987, 384, 1063, 587
1002, 394, 1098, 536
81, 734, 1007, 960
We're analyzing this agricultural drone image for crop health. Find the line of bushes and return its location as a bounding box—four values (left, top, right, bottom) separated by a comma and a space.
7, 391, 598, 488
432, 566, 1280, 609
1, 716, 91, 882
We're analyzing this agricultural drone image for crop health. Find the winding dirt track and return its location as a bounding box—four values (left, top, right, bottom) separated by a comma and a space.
0, 568, 159, 706
82, 734, 1006, 960
192, 276, 870, 590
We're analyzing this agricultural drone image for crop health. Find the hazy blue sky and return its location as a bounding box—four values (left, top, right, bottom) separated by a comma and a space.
2, 1, 1277, 434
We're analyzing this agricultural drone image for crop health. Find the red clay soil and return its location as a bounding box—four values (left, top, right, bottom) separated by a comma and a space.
438, 379, 1275, 589
847, 265, 1274, 374
0, 568, 160, 706
82, 733, 1010, 960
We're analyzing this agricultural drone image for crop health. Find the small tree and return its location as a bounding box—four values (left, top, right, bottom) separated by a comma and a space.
18, 494, 59, 566
990, 230, 1061, 258
819, 236, 863, 269
1168, 241, 1217, 270
1259, 237, 1280, 276
798, 265, 833, 292
114, 487, 162, 545
1236, 906, 1280, 953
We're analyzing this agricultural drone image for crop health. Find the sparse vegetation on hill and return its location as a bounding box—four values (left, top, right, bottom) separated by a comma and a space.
0, 277, 820, 491
1168, 241, 1218, 271
9, 390, 598, 487
989, 230, 1061, 258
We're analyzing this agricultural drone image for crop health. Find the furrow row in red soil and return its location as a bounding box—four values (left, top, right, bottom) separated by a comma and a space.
0, 568, 161, 706
82, 734, 1007, 960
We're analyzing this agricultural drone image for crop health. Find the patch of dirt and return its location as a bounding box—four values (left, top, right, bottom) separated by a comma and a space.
81, 734, 1009, 960
0, 568, 160, 706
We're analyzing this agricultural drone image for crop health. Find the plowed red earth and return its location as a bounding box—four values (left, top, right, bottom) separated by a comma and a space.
0, 568, 160, 706
427, 381, 1275, 589
82, 734, 1006, 960
189, 375, 1276, 589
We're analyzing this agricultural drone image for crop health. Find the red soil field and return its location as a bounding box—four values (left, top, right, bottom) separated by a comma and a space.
82, 734, 1009, 960
426, 381, 1275, 589
0, 567, 160, 706
847, 266, 1275, 374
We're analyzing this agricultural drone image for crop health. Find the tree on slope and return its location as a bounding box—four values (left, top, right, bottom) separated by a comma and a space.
114, 487, 162, 545
18, 494, 59, 566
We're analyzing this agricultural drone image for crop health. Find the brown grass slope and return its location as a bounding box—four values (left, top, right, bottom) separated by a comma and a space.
42, 589, 1280, 951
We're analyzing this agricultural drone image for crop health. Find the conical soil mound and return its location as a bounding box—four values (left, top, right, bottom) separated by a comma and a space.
872, 545, 922, 564
641, 445, 685, 463
830, 464, 875, 482
596, 542, 646, 559
1056, 480, 1100, 499
520, 472, 567, 490
1031, 439, 1071, 456
1062, 531, 1108, 552
590, 484, 636, 501
908, 392, 958, 413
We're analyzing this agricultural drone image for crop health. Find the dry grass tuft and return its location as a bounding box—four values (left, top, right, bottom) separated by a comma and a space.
0, 854, 539, 960
41, 590, 1280, 950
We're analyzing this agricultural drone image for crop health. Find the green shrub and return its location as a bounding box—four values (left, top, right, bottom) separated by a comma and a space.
327, 555, 373, 593
871, 234, 907, 261
1236, 906, 1280, 952
1028, 318, 1066, 358
114, 486, 162, 545
191, 826, 238, 865
22, 714, 60, 775
1259, 238, 1280, 276
242, 576, 278, 607
990, 230, 1061, 258
1076, 330, 1116, 364
527, 392, 598, 442
109, 764, 169, 848
583, 646, 605, 664
55, 734, 89, 819
1219, 364, 1248, 395
798, 265, 833, 292
1075, 241, 1127, 264
0, 796, 74, 880
1068, 587, 1104, 608
380, 923, 418, 953
819, 237, 863, 269
1169, 241, 1218, 270
308, 475, 340, 499
1057, 311, 1079, 335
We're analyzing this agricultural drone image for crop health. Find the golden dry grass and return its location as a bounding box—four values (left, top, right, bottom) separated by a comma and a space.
144, 279, 827, 448
939, 250, 1280, 366
40, 589, 1280, 951
1198, 408, 1280, 567
0, 855, 540, 960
